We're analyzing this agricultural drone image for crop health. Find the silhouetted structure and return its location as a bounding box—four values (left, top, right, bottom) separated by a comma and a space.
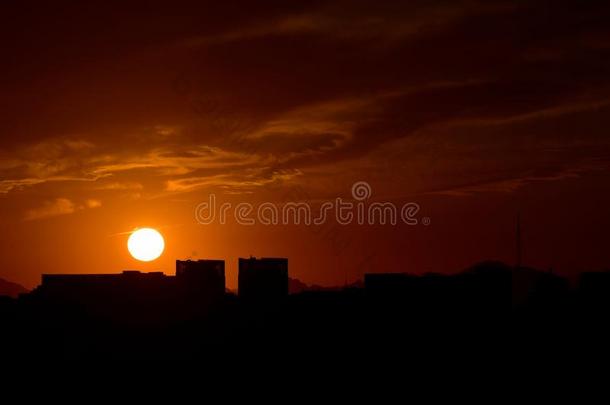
30, 270, 179, 323
36, 271, 172, 301
512, 266, 569, 307
365, 273, 415, 295
28, 260, 228, 322
579, 271, 610, 307
516, 213, 522, 268
238, 257, 288, 301
176, 259, 225, 300
4, 258, 610, 369
365, 262, 511, 313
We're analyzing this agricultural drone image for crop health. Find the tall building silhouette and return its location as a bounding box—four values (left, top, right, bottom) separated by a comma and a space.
176, 259, 226, 300
238, 257, 288, 301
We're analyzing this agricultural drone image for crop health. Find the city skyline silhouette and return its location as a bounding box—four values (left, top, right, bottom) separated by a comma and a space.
2, 0, 610, 376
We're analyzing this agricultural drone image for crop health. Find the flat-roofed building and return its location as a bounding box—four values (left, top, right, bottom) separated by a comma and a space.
238, 257, 288, 301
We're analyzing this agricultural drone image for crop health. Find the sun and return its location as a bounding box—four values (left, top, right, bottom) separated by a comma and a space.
128, 228, 165, 262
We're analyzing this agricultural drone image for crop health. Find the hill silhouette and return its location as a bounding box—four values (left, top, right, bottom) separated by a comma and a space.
288, 277, 364, 294
0, 278, 28, 298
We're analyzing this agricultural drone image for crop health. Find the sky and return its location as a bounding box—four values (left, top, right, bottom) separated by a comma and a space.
1, 0, 610, 289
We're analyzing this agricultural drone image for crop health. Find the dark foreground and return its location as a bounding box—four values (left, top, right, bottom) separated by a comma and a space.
1, 261, 608, 376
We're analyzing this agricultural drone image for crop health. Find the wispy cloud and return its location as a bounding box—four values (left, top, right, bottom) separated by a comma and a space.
181, 2, 516, 47
85, 199, 102, 209
93, 181, 144, 191
24, 198, 102, 221
0, 178, 46, 194
24, 198, 77, 221
445, 98, 610, 129
165, 168, 302, 193
0, 140, 268, 196
0, 175, 104, 194
424, 168, 587, 197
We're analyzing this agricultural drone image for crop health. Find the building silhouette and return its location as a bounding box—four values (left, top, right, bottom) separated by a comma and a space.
32, 257, 294, 306
238, 257, 288, 301
176, 259, 225, 299
30, 270, 179, 323
36, 271, 173, 301
2, 256, 591, 365
29, 260, 227, 321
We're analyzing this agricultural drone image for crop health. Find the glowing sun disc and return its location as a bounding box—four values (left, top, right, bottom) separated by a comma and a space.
128, 228, 165, 262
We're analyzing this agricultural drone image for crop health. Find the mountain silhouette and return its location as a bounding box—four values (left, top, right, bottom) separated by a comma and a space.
0, 278, 28, 298
288, 277, 363, 294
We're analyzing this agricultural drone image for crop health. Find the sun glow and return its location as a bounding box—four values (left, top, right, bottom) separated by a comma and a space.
127, 228, 165, 262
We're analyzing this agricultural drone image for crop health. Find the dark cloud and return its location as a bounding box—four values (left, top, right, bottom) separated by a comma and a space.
0, 0, 609, 199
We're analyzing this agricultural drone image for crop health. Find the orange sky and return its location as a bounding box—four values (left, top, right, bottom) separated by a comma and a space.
1, 1, 610, 289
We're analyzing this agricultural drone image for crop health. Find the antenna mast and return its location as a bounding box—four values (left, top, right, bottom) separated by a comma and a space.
516, 213, 522, 269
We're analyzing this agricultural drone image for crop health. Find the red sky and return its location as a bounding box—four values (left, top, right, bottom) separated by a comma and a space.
1, 0, 610, 289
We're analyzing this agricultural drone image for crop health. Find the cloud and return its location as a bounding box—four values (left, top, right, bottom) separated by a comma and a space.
90, 146, 262, 177
182, 1, 517, 47
85, 199, 102, 209
424, 170, 583, 197
3, 77, 609, 201
24, 198, 102, 221
165, 168, 302, 193
0, 175, 104, 194
0, 178, 46, 194
94, 181, 144, 191
0, 139, 268, 196
444, 98, 610, 129
1, 1, 610, 203
24, 198, 77, 221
